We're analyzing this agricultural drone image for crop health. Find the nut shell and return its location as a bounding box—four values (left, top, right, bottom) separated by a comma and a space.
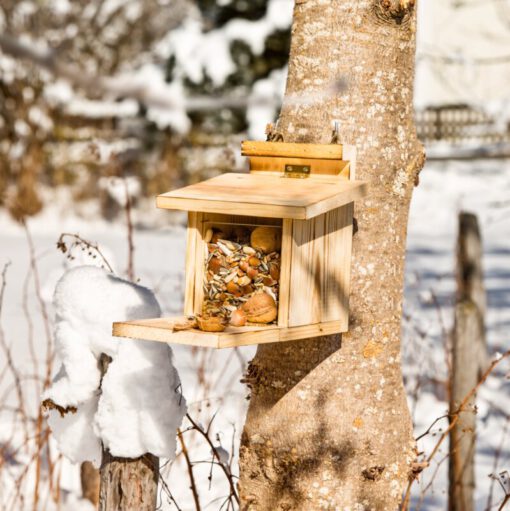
226, 281, 242, 297
196, 316, 227, 332
269, 262, 280, 281
250, 227, 281, 254
208, 256, 223, 274
242, 292, 277, 324
229, 309, 247, 327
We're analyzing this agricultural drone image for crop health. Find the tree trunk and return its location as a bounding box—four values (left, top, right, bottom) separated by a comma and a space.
239, 1, 425, 509
97, 354, 159, 511
456, 211, 487, 371
448, 212, 487, 511
448, 301, 478, 511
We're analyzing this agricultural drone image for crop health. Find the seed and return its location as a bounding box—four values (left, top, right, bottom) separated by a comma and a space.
204, 228, 214, 243
224, 271, 237, 283
217, 241, 232, 256
237, 276, 251, 287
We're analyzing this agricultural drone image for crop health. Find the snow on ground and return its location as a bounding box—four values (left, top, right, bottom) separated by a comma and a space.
0, 157, 509, 509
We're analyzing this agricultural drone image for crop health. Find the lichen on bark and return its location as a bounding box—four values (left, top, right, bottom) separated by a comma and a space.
239, 1, 425, 509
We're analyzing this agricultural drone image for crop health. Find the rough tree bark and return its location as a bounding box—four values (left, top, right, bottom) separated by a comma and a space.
239, 1, 425, 509
97, 354, 159, 511
448, 212, 487, 511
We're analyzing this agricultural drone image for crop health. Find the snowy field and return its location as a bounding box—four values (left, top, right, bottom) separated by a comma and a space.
0, 158, 509, 510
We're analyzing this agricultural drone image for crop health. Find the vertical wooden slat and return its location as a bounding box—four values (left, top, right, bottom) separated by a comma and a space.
321, 203, 353, 325
184, 212, 198, 316
277, 219, 293, 327
288, 218, 321, 327
288, 205, 353, 329
192, 212, 205, 316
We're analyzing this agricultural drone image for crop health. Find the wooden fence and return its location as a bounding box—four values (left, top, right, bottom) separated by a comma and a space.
415, 104, 510, 145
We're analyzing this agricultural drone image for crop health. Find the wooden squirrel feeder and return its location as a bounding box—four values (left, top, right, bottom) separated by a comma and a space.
113, 140, 368, 348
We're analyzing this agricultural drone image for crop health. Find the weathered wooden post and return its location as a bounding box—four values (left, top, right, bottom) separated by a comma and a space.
97, 354, 159, 511
448, 211, 487, 511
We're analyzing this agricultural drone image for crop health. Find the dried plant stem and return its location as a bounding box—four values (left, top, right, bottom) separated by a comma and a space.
123, 178, 135, 282
177, 429, 201, 511
57, 232, 115, 273
23, 221, 55, 511
401, 349, 510, 510
498, 495, 510, 511
185, 413, 239, 505
486, 416, 510, 510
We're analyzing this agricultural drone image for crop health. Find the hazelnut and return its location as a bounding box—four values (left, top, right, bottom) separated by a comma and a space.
208, 256, 223, 274
246, 267, 259, 280
241, 284, 254, 295
229, 309, 247, 327
242, 292, 277, 324
248, 256, 261, 267
226, 281, 242, 297
263, 276, 277, 286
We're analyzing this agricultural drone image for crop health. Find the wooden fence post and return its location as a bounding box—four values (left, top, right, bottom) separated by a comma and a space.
448, 212, 487, 511
97, 354, 159, 511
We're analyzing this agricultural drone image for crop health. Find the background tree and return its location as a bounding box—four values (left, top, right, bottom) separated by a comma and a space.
239, 0, 426, 509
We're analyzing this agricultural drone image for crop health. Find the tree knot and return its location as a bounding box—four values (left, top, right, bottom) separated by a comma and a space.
362, 465, 385, 481
373, 0, 416, 26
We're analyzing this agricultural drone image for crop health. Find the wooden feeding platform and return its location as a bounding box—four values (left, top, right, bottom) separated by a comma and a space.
113, 141, 368, 348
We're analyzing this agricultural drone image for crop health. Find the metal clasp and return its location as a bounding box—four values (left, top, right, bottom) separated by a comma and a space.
284, 164, 311, 178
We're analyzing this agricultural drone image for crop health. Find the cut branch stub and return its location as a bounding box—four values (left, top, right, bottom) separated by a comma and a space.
373, 0, 416, 25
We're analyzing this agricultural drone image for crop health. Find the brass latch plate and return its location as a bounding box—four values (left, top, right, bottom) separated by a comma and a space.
284, 164, 311, 178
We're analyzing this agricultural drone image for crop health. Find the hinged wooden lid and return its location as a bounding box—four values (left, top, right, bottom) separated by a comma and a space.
157, 173, 367, 220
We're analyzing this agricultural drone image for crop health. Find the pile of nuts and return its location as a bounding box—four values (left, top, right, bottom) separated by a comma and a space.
197, 225, 281, 332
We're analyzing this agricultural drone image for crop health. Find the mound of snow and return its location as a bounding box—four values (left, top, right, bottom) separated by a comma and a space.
44, 266, 186, 466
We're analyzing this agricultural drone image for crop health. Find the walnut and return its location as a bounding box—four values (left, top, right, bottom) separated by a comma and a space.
242, 292, 277, 324
250, 227, 281, 254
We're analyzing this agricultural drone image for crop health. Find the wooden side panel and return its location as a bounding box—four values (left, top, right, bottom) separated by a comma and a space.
342, 144, 357, 179
277, 219, 292, 327
184, 212, 199, 315
288, 218, 321, 326
192, 213, 205, 315
288, 205, 353, 328
321, 204, 353, 323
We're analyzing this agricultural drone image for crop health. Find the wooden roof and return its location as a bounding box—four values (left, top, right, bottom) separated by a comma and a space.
157, 173, 367, 220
